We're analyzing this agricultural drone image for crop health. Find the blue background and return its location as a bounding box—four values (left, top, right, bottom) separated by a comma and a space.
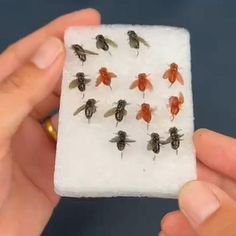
1, 1, 236, 235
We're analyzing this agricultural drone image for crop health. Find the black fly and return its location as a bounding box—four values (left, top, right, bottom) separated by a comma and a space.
73, 98, 97, 123
69, 72, 91, 98
95, 34, 118, 55
104, 100, 128, 126
127, 30, 149, 55
109, 130, 136, 158
162, 127, 184, 154
71, 44, 98, 63
147, 132, 161, 160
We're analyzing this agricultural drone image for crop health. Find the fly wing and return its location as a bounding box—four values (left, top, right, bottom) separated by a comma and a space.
95, 76, 102, 87
146, 79, 153, 91
136, 110, 142, 120
109, 136, 120, 143
147, 141, 153, 150
160, 137, 172, 145
177, 71, 184, 85
69, 79, 79, 89
169, 96, 176, 105
163, 69, 171, 79
125, 138, 136, 143
84, 79, 91, 84
137, 36, 150, 47
108, 72, 117, 78
179, 92, 184, 104
105, 38, 118, 48
104, 107, 117, 117
83, 49, 99, 55
129, 79, 138, 89
73, 104, 86, 116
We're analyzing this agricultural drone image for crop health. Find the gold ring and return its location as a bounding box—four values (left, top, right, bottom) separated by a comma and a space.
44, 118, 57, 142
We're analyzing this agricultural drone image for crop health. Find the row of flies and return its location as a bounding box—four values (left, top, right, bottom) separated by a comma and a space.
110, 127, 184, 159
71, 30, 150, 63
72, 94, 184, 127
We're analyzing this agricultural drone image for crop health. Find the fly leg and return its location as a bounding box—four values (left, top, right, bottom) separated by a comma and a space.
153, 155, 156, 161
82, 93, 85, 99
121, 151, 123, 159
116, 121, 119, 127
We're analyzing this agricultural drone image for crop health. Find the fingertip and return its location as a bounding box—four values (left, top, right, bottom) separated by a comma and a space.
71, 8, 101, 25
193, 128, 209, 142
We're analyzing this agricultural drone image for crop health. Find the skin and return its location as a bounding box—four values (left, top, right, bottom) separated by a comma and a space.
161, 129, 236, 236
0, 9, 100, 236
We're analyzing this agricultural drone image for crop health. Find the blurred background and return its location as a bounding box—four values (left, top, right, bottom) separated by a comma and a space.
1, 1, 236, 235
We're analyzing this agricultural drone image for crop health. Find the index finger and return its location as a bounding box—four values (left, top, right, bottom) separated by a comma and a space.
194, 128, 236, 181
0, 8, 100, 80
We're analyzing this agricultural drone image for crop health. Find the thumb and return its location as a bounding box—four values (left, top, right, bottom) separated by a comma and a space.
179, 180, 236, 236
0, 37, 64, 141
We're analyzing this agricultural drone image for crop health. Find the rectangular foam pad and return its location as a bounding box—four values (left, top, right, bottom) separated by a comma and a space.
54, 25, 196, 198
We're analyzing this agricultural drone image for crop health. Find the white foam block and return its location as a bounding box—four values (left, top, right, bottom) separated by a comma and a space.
55, 25, 196, 198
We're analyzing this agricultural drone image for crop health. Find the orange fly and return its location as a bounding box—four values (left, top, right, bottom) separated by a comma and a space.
163, 63, 184, 87
96, 67, 117, 89
136, 103, 154, 130
169, 92, 184, 121
129, 73, 153, 98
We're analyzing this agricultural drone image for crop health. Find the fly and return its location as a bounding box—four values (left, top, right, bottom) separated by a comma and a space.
127, 30, 149, 55
147, 132, 162, 160
71, 44, 98, 63
73, 98, 97, 123
69, 72, 91, 98
95, 34, 118, 55
129, 73, 153, 98
169, 92, 184, 121
96, 67, 117, 90
109, 130, 136, 158
136, 103, 154, 130
104, 99, 129, 126
162, 127, 184, 154
163, 63, 184, 87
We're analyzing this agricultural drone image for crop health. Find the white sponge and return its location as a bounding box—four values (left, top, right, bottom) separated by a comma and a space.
54, 25, 196, 198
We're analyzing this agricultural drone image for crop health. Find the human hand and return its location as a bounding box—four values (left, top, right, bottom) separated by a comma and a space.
0, 9, 100, 236
160, 129, 236, 236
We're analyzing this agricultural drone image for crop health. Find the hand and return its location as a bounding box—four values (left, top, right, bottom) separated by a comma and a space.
160, 129, 236, 236
0, 9, 100, 236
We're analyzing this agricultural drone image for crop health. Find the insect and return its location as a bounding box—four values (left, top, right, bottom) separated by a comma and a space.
96, 67, 117, 89
109, 130, 136, 158
95, 34, 118, 55
147, 132, 161, 160
129, 73, 153, 98
73, 98, 97, 123
136, 103, 154, 130
127, 30, 149, 55
69, 72, 91, 98
169, 92, 184, 121
163, 63, 184, 87
71, 44, 98, 63
104, 100, 128, 127
162, 127, 184, 154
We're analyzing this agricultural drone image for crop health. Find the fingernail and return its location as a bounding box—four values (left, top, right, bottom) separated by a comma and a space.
31, 37, 63, 69
179, 181, 220, 226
